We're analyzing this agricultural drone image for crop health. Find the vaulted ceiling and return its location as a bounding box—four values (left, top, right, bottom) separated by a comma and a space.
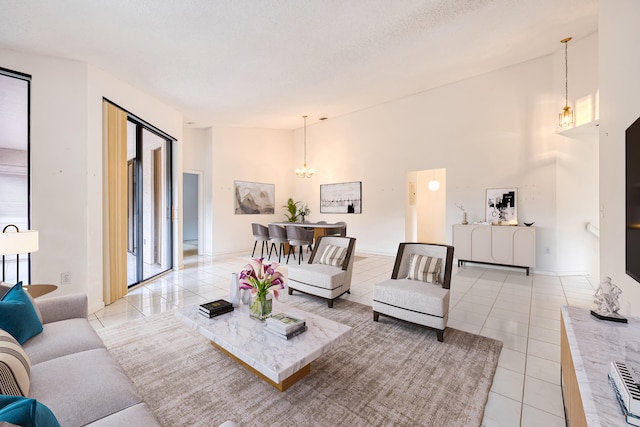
0, 0, 598, 129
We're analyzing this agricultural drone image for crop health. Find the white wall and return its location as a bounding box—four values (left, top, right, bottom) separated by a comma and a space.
599, 0, 640, 315
0, 49, 91, 301
0, 49, 183, 312
286, 38, 599, 274
555, 32, 600, 277
210, 127, 295, 255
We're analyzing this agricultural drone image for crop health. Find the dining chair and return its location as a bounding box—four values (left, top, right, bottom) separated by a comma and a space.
286, 226, 314, 264
267, 224, 288, 262
251, 223, 270, 258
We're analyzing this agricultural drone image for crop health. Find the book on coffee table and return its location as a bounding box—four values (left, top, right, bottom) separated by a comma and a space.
199, 299, 233, 318
266, 312, 305, 335
264, 324, 307, 340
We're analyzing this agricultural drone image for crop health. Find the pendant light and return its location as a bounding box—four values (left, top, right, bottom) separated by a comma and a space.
559, 37, 574, 127
295, 115, 315, 178
428, 169, 440, 191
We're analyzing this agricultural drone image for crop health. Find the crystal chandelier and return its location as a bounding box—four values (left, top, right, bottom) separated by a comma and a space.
559, 37, 574, 127
295, 115, 315, 178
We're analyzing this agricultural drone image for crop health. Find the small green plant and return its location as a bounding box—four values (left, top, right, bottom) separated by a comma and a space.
283, 198, 300, 222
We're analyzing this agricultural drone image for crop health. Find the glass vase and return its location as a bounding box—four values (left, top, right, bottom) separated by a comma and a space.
250, 292, 272, 321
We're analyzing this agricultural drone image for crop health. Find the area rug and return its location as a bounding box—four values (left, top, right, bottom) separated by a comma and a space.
97, 298, 502, 427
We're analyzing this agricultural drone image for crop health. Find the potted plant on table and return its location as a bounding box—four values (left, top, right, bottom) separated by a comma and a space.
283, 198, 300, 222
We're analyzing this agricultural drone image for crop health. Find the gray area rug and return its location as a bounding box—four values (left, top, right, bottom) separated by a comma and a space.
97, 298, 502, 427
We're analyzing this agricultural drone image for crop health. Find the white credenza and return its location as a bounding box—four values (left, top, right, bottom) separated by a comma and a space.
452, 224, 536, 275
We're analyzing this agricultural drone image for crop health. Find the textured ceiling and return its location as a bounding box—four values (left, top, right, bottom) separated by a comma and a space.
0, 0, 598, 129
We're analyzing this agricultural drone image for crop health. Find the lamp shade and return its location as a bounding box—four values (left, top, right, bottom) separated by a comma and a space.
0, 230, 39, 256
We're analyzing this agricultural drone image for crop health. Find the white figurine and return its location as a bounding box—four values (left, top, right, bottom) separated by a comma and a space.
593, 276, 622, 315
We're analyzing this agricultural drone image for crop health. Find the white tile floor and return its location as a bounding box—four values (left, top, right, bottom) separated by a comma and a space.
89, 250, 597, 427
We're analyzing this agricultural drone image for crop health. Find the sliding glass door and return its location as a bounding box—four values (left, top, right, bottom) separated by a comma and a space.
0, 69, 31, 284
126, 119, 173, 287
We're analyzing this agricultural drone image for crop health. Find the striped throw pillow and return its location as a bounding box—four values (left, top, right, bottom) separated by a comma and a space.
0, 329, 30, 397
318, 244, 347, 267
407, 254, 442, 284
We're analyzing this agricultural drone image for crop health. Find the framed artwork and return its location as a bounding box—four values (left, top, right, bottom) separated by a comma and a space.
485, 188, 517, 224
234, 181, 275, 214
320, 181, 362, 214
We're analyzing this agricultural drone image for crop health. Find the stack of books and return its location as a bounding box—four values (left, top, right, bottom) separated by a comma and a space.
199, 299, 233, 318
264, 313, 306, 340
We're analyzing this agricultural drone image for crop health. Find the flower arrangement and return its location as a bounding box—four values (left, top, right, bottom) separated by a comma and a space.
298, 204, 311, 222
239, 258, 285, 320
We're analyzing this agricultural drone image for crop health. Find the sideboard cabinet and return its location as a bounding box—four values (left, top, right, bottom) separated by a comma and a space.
452, 224, 536, 275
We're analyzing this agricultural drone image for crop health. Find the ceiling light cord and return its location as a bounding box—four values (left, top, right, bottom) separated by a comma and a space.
295, 115, 315, 178
564, 39, 569, 107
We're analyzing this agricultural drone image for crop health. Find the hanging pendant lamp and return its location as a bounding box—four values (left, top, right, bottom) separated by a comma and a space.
295, 115, 315, 178
559, 37, 574, 127
428, 169, 440, 191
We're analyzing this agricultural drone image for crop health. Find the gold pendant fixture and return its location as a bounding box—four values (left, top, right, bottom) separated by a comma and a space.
295, 115, 315, 178
559, 37, 574, 127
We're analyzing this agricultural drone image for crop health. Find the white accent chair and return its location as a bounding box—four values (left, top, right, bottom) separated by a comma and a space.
287, 236, 356, 307
372, 243, 454, 342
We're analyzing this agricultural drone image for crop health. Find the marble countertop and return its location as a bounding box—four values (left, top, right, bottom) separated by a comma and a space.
176, 299, 352, 384
561, 305, 640, 426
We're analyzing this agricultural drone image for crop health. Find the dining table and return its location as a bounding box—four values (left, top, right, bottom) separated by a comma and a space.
269, 221, 345, 241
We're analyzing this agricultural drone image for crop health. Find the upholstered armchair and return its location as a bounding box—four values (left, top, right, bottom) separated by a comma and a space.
372, 243, 454, 342
287, 236, 357, 308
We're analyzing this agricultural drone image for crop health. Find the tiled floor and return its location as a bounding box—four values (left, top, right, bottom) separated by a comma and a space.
89, 250, 597, 427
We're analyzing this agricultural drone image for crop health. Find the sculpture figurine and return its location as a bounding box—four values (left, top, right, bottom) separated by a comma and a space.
591, 276, 627, 323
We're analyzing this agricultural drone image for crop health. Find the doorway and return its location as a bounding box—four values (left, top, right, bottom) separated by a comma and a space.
183, 172, 201, 256
406, 168, 446, 244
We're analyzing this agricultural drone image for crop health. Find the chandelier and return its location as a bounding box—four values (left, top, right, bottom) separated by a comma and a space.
559, 37, 574, 127
295, 115, 315, 178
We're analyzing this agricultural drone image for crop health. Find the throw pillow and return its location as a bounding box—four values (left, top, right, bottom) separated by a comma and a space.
0, 283, 43, 344
318, 244, 347, 267
407, 254, 442, 284
0, 395, 60, 427
1, 284, 44, 325
0, 329, 30, 397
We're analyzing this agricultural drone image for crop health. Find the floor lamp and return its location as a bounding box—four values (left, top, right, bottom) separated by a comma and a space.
0, 225, 39, 284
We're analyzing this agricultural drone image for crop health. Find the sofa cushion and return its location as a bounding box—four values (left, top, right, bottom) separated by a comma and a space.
374, 278, 449, 317
406, 254, 442, 284
0, 284, 43, 345
288, 264, 346, 290
0, 330, 30, 397
86, 403, 160, 426
0, 395, 60, 427
29, 348, 142, 427
22, 318, 105, 365
318, 244, 346, 267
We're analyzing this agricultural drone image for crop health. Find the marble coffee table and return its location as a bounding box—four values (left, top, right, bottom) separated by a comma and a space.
176, 299, 352, 391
